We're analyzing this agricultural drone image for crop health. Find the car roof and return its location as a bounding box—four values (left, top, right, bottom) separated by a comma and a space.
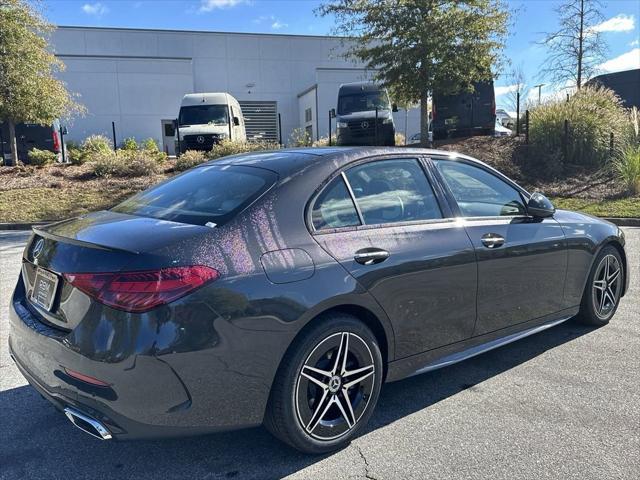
203, 146, 485, 176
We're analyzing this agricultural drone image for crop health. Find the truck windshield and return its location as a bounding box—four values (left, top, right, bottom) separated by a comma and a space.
338, 92, 390, 115
179, 105, 228, 126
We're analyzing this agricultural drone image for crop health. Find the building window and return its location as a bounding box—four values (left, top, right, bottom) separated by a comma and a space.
305, 107, 312, 123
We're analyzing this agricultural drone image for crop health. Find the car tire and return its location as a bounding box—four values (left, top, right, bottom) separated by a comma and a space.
576, 245, 624, 326
264, 314, 383, 454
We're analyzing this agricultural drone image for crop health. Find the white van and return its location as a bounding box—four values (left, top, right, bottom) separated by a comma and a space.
176, 93, 246, 154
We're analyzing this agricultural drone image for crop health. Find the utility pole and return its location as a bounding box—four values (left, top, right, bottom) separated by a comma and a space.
533, 83, 546, 105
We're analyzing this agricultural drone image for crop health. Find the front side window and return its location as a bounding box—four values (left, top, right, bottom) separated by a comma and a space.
179, 105, 228, 126
434, 160, 526, 217
345, 159, 442, 225
311, 176, 361, 230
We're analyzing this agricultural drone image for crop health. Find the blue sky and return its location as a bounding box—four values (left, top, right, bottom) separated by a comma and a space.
43, 0, 640, 108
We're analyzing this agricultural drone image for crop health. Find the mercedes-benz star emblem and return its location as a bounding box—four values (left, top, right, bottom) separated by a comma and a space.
361, 121, 369, 129
32, 238, 45, 259
196, 135, 205, 144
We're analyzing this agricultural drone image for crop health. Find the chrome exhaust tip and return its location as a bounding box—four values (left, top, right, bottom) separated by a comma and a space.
64, 407, 112, 440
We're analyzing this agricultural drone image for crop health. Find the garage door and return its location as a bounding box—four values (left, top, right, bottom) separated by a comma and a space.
239, 101, 278, 143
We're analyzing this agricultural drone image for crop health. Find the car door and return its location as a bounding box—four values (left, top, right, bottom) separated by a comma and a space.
310, 156, 478, 358
432, 157, 568, 336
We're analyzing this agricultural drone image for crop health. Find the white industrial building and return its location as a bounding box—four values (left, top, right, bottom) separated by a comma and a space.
51, 26, 421, 152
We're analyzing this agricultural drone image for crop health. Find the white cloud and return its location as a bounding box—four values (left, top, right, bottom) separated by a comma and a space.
199, 0, 246, 12
591, 14, 635, 33
598, 48, 640, 72
82, 2, 108, 16
631, 39, 640, 47
271, 21, 288, 30
494, 84, 519, 96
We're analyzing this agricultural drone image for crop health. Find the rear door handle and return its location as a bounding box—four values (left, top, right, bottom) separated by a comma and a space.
481, 233, 505, 249
354, 248, 390, 265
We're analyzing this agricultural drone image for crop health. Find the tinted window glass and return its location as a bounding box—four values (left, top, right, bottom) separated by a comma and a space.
338, 92, 390, 115
345, 159, 442, 225
179, 105, 228, 126
434, 160, 526, 217
312, 176, 360, 230
113, 165, 276, 226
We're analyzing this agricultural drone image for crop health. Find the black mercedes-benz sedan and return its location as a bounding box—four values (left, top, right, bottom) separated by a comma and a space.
9, 147, 629, 453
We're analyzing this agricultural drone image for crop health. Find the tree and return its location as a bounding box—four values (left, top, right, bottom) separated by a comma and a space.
317, 0, 511, 146
0, 0, 84, 165
539, 0, 606, 90
504, 64, 530, 115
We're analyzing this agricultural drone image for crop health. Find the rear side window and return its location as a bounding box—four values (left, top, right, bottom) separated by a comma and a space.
312, 176, 361, 230
434, 160, 526, 217
112, 165, 276, 226
345, 159, 442, 225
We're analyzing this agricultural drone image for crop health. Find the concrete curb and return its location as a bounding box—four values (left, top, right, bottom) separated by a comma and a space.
603, 218, 640, 227
0, 222, 52, 231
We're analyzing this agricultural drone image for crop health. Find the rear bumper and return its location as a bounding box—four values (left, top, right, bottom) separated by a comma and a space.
8, 277, 274, 440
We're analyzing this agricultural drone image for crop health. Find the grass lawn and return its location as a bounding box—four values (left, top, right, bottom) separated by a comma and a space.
0, 186, 140, 223
552, 197, 640, 218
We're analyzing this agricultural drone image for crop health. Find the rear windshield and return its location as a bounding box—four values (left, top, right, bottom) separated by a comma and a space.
112, 165, 276, 226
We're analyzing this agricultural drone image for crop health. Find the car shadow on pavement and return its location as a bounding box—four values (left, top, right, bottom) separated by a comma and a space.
0, 321, 594, 480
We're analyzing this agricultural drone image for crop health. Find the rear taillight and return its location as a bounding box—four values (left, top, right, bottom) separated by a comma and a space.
64, 266, 219, 313
52, 130, 61, 153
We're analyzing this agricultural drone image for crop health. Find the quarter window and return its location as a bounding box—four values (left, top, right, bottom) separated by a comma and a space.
434, 160, 526, 217
345, 159, 442, 225
311, 176, 361, 230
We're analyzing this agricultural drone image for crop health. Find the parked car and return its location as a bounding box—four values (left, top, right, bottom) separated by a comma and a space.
432, 81, 496, 140
494, 118, 513, 137
335, 82, 397, 146
9, 147, 628, 454
0, 120, 66, 165
408, 130, 433, 145
175, 92, 246, 155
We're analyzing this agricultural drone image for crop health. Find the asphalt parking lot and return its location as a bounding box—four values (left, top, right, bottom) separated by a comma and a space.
1, 228, 638, 480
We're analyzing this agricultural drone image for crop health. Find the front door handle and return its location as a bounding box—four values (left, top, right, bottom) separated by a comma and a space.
354, 248, 390, 265
481, 233, 505, 249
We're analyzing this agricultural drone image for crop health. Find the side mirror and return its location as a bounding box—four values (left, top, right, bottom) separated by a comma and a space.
527, 192, 555, 218
233, 116, 240, 126
330, 108, 336, 118
392, 103, 398, 112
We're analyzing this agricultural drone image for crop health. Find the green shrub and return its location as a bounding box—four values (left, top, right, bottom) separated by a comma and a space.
615, 145, 640, 195
395, 132, 406, 146
289, 128, 312, 147
64, 140, 84, 165
175, 150, 206, 171
312, 136, 330, 147
27, 148, 57, 166
89, 150, 159, 177
140, 137, 167, 163
121, 137, 138, 151
529, 86, 631, 171
141, 138, 159, 152
82, 135, 113, 155
206, 139, 280, 161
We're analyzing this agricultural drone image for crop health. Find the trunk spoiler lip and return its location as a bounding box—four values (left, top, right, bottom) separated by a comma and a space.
31, 226, 141, 255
